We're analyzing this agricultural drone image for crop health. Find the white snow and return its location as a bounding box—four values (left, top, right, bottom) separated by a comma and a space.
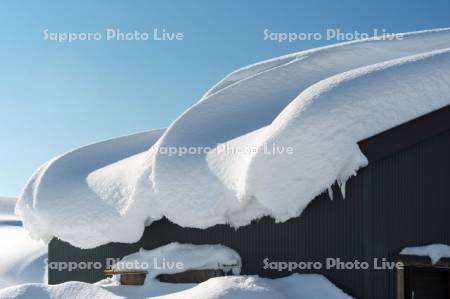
0, 281, 118, 299
0, 197, 20, 223
0, 226, 47, 288
16, 129, 165, 247
16, 28, 450, 248
0, 197, 47, 289
214, 48, 450, 221
152, 274, 352, 299
0, 274, 352, 299
401, 244, 450, 264
3, 238, 339, 298
112, 243, 241, 279
151, 28, 450, 228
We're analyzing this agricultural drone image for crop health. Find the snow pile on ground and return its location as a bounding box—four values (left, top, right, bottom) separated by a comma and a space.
16, 28, 450, 248
0, 226, 47, 288
0, 197, 20, 223
0, 281, 117, 299
112, 242, 241, 279
0, 197, 47, 290
401, 244, 450, 264
153, 274, 352, 299
0, 274, 352, 299
0, 238, 347, 298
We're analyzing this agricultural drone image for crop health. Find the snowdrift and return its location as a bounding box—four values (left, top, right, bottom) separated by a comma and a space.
0, 197, 47, 289
0, 282, 116, 299
0, 226, 47, 288
0, 274, 351, 299
16, 28, 450, 248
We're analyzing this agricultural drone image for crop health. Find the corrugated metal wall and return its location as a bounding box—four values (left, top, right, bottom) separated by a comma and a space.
363, 130, 450, 298
48, 130, 450, 299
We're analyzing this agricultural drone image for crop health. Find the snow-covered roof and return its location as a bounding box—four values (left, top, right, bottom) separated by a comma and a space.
16, 28, 450, 248
17, 130, 164, 247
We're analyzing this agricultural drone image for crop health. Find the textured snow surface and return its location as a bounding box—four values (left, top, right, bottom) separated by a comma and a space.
0, 282, 117, 299
151, 28, 450, 228
0, 197, 47, 290
113, 243, 241, 279
17, 28, 450, 248
0, 226, 47, 288
16, 129, 165, 248
0, 274, 352, 299
401, 244, 450, 264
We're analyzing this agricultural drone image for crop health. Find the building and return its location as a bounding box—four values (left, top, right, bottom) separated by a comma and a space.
48, 105, 450, 299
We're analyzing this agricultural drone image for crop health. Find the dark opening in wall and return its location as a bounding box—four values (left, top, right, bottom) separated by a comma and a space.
396, 255, 450, 299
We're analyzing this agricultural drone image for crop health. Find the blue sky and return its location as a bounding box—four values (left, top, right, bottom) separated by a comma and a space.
1, 0, 450, 197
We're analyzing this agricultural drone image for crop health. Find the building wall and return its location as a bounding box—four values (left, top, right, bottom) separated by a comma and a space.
362, 129, 450, 298
48, 129, 450, 299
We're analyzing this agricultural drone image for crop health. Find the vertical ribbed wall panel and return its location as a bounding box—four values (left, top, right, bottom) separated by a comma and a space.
365, 130, 450, 299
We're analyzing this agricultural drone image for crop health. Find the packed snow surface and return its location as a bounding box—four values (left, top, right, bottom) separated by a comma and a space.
113, 243, 241, 279
0, 197, 47, 289
401, 244, 450, 264
0, 274, 352, 299
0, 226, 47, 288
16, 28, 450, 248
0, 282, 116, 299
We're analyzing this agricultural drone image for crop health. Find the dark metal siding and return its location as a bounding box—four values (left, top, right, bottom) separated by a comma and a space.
48, 130, 450, 299
364, 130, 450, 299
49, 182, 367, 297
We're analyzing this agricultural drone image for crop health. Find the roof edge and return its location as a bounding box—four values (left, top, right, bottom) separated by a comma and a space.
359, 104, 450, 162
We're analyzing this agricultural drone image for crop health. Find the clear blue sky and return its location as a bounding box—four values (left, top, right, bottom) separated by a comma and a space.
1, 0, 449, 197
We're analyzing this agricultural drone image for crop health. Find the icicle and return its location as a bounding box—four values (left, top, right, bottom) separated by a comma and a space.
327, 187, 334, 200
339, 180, 347, 199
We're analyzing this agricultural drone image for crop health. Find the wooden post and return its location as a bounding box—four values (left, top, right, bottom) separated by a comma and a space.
396, 266, 405, 299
